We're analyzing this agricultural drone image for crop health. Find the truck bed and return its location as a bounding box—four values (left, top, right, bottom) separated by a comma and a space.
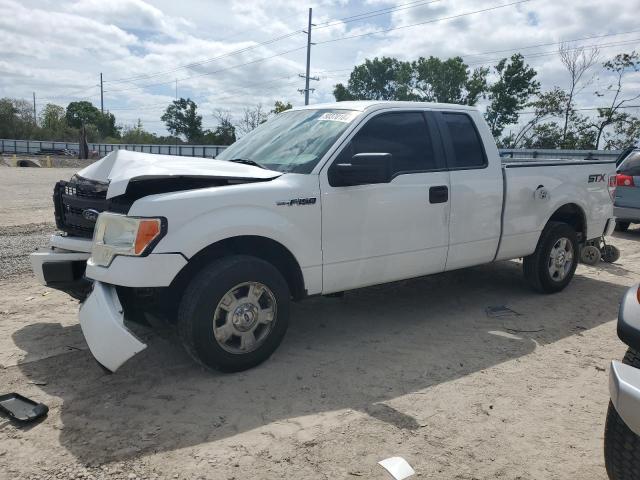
495, 158, 616, 262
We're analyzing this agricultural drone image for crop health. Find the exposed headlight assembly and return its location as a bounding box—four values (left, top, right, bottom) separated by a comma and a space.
90, 213, 166, 267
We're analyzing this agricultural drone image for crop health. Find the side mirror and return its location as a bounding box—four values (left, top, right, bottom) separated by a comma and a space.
329, 152, 393, 187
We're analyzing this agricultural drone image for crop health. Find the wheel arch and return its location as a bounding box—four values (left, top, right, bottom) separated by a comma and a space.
171, 235, 307, 302
545, 203, 587, 243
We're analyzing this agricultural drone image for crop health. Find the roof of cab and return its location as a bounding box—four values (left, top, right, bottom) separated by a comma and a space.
291, 100, 477, 112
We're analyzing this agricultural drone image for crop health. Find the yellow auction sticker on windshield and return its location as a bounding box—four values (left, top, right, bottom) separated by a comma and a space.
318, 111, 358, 123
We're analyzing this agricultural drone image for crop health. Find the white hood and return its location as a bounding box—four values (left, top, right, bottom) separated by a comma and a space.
76, 150, 281, 199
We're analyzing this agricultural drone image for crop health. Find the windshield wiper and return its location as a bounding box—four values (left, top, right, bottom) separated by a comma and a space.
228, 158, 265, 169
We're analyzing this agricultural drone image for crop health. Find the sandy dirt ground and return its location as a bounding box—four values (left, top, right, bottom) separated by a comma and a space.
0, 165, 638, 479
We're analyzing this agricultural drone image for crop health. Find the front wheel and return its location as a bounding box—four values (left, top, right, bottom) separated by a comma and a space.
604, 348, 640, 479
177, 255, 290, 372
523, 222, 578, 293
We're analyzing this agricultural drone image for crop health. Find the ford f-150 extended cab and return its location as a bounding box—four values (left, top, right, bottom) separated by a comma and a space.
30, 101, 617, 373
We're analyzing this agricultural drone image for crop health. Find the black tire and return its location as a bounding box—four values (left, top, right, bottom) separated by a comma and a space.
117, 289, 151, 326
602, 245, 621, 263
615, 221, 631, 232
604, 348, 640, 479
523, 221, 579, 293
177, 255, 290, 372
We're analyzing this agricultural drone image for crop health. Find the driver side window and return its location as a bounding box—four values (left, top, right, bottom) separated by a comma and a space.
339, 111, 437, 175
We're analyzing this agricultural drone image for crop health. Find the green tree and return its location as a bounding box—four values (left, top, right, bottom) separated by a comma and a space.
65, 101, 101, 129
413, 56, 488, 105
333, 57, 415, 101
604, 116, 640, 150
271, 100, 293, 114
161, 98, 203, 142
199, 110, 236, 145
485, 54, 540, 139
39, 103, 74, 140
120, 119, 160, 144
96, 111, 120, 139
502, 87, 567, 147
0, 97, 36, 138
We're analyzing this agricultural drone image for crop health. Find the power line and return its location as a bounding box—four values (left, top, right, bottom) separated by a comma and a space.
316, 0, 533, 45
312, 30, 640, 82
465, 38, 640, 66
314, 0, 444, 29
104, 30, 304, 86
462, 28, 640, 59
104, 0, 445, 87
108, 75, 302, 111
103, 45, 307, 94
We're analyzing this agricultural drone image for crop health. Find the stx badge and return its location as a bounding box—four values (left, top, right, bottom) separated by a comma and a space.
588, 174, 605, 183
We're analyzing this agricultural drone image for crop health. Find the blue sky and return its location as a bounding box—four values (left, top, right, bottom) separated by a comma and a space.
1, 0, 639, 136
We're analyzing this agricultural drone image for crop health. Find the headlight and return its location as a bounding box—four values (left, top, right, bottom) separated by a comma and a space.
90, 213, 166, 267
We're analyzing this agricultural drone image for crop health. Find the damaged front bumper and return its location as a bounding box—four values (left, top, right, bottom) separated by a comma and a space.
30, 235, 93, 301
79, 281, 147, 372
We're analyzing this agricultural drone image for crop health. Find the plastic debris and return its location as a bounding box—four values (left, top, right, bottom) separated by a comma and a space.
485, 305, 520, 317
378, 457, 415, 480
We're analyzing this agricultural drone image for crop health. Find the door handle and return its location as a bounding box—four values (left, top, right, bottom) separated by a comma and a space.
429, 185, 448, 204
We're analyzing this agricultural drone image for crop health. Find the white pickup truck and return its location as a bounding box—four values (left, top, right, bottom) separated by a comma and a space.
30, 101, 617, 372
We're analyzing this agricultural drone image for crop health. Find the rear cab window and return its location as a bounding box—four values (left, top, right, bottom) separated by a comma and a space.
441, 112, 487, 170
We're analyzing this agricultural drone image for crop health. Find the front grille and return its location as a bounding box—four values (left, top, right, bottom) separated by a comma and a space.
54, 180, 110, 238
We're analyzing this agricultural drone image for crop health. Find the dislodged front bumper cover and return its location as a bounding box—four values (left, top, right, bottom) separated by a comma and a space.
79, 281, 146, 372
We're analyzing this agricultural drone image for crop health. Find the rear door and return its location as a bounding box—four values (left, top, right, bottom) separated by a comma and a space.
436, 111, 503, 271
320, 110, 450, 293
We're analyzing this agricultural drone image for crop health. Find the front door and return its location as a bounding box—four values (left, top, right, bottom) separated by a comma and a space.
319, 110, 451, 294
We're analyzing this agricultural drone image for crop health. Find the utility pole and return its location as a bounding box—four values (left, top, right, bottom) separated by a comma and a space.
32, 92, 36, 125
100, 73, 104, 114
299, 7, 318, 105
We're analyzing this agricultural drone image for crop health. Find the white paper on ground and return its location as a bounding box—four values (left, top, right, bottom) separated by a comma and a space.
378, 457, 415, 480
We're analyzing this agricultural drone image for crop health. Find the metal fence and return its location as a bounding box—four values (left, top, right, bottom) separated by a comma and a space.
0, 139, 228, 158
0, 138, 623, 162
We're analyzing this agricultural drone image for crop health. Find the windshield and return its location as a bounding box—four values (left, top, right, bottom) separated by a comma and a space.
216, 109, 359, 173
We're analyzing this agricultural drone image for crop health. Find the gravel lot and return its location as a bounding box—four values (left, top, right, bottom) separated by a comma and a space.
0, 165, 638, 479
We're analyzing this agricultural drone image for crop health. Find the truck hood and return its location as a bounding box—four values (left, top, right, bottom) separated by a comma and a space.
76, 150, 282, 199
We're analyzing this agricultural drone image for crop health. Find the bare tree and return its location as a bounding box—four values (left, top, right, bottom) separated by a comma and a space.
558, 43, 599, 146
236, 104, 268, 136
590, 51, 640, 148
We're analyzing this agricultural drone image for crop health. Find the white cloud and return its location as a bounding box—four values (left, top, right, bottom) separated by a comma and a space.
1, 0, 639, 135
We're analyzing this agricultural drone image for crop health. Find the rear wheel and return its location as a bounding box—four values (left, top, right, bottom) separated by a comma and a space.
523, 222, 578, 293
615, 221, 631, 232
604, 348, 640, 479
177, 255, 290, 372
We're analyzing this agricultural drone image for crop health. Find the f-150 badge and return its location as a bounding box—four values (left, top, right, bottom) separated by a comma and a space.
276, 197, 317, 206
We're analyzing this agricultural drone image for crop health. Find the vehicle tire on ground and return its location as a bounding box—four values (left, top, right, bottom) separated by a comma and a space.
601, 244, 621, 263
523, 221, 579, 293
580, 245, 602, 265
604, 348, 640, 480
117, 289, 151, 326
177, 255, 290, 372
615, 221, 631, 232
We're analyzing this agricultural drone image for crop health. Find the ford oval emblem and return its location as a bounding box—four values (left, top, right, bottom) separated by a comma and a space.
82, 209, 100, 221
